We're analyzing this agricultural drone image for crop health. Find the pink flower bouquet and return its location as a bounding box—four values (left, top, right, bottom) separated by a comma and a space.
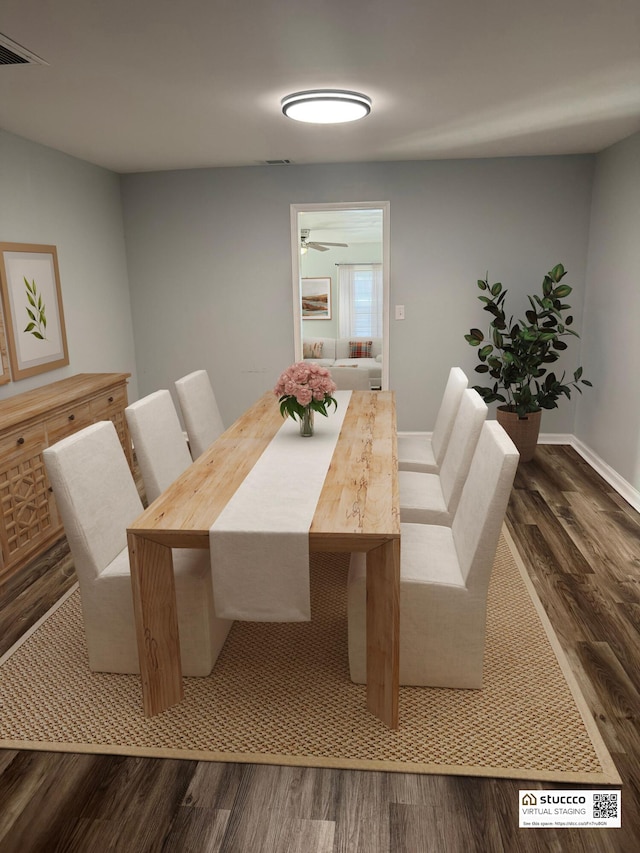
274, 361, 338, 422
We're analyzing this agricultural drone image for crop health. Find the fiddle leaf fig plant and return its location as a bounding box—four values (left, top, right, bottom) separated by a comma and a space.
464, 263, 591, 417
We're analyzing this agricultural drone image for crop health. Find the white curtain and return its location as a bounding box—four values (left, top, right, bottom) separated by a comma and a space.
338, 264, 383, 338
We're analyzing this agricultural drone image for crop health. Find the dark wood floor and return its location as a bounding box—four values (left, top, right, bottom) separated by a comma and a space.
0, 445, 638, 852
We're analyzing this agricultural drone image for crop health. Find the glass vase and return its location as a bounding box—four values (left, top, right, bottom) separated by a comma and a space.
299, 405, 314, 437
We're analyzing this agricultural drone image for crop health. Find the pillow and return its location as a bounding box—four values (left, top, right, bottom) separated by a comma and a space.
303, 341, 324, 359
349, 340, 372, 359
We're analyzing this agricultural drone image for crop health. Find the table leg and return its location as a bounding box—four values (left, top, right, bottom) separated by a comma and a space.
127, 532, 184, 716
365, 537, 400, 728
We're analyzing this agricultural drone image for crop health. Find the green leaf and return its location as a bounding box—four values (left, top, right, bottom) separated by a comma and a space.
467, 328, 484, 344
32, 331, 44, 340
550, 263, 566, 282
553, 284, 572, 299
491, 282, 502, 296
23, 322, 35, 332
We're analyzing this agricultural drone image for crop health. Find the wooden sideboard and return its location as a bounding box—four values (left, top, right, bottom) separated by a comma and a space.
0, 373, 132, 583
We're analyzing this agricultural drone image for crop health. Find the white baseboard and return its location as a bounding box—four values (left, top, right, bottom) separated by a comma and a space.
397, 430, 640, 513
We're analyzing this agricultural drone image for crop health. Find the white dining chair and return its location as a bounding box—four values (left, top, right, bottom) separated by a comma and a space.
397, 367, 468, 474
348, 420, 519, 688
43, 420, 232, 676
399, 388, 487, 525
125, 389, 193, 503
175, 369, 225, 459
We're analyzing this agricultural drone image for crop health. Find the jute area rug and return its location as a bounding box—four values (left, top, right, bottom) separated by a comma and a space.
0, 529, 620, 784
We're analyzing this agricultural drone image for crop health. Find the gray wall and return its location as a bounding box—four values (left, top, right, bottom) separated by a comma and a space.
0, 131, 138, 400
121, 156, 594, 430
577, 131, 640, 490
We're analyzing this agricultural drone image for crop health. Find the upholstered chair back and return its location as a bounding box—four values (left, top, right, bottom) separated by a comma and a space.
175, 369, 225, 459
43, 421, 142, 582
430, 367, 468, 465
125, 390, 193, 503
453, 420, 519, 587
438, 388, 488, 517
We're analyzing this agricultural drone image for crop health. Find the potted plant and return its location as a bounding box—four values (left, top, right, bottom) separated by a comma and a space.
464, 263, 591, 461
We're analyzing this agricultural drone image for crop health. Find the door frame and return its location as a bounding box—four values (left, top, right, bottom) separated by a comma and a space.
290, 201, 390, 391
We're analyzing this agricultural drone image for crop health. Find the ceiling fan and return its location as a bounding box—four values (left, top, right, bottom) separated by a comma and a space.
300, 228, 348, 253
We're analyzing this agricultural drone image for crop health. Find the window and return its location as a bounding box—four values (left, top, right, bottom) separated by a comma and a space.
338, 264, 383, 338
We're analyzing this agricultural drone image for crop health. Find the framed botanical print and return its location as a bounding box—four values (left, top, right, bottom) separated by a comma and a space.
0, 299, 10, 385
0, 243, 69, 380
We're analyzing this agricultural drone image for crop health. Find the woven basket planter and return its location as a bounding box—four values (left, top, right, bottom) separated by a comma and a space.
496, 407, 542, 463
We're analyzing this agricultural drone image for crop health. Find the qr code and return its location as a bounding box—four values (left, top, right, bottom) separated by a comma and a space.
593, 793, 618, 819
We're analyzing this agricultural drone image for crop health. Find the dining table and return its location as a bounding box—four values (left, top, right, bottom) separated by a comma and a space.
127, 389, 401, 728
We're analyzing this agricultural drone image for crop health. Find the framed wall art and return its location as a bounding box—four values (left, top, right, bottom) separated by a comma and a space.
0, 243, 69, 380
0, 299, 11, 385
301, 277, 332, 320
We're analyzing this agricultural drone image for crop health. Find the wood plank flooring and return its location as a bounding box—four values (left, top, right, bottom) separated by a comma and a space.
0, 445, 638, 852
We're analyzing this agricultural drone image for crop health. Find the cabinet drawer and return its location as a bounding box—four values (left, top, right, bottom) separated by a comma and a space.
0, 422, 48, 468
89, 385, 128, 419
45, 402, 93, 445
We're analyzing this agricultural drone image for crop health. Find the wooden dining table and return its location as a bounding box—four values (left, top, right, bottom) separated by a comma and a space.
127, 389, 401, 728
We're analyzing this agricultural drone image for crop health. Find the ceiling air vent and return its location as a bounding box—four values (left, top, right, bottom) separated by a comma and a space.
0, 33, 48, 66
264, 159, 291, 166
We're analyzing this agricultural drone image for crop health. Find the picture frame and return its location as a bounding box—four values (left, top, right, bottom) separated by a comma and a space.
301, 277, 332, 320
0, 243, 69, 380
0, 299, 11, 386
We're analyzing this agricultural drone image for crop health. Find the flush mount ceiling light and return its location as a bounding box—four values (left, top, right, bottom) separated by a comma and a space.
281, 89, 371, 124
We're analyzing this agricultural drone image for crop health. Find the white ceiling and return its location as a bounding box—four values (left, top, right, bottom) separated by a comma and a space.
1, 0, 639, 174
300, 209, 383, 244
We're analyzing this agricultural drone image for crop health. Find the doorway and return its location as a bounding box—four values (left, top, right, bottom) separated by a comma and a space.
290, 201, 390, 390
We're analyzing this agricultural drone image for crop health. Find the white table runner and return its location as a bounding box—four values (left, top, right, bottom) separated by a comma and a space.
209, 391, 351, 621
